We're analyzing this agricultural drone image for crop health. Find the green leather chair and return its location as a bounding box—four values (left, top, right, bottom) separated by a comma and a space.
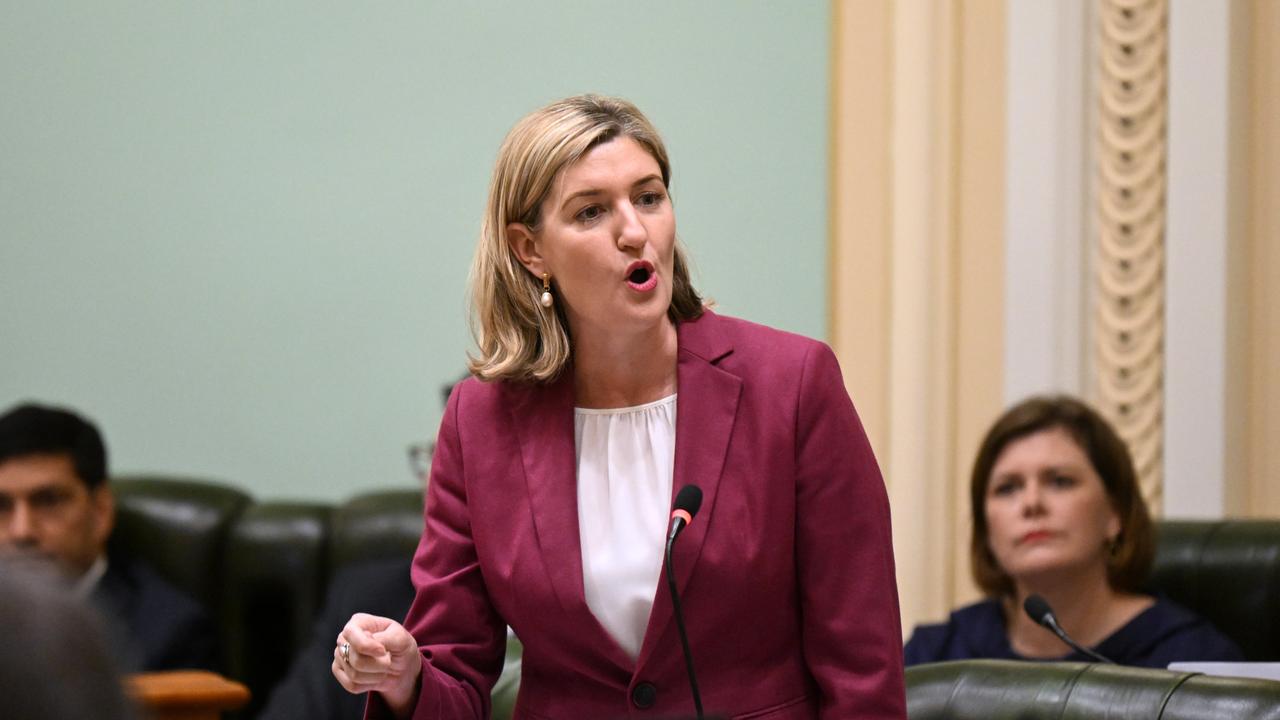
110, 475, 522, 719
110, 474, 1280, 720
1151, 520, 1280, 661
907, 659, 1280, 719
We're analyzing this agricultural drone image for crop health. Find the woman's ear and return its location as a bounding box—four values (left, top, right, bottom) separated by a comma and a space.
1106, 507, 1122, 546
506, 222, 544, 278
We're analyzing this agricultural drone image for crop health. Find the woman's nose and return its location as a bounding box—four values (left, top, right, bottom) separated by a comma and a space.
615, 204, 647, 250
1020, 483, 1046, 516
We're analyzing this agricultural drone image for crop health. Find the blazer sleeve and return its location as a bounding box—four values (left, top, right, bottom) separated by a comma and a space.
367, 382, 507, 720
793, 342, 907, 719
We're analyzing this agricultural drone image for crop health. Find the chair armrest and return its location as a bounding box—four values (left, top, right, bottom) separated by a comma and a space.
126, 670, 250, 720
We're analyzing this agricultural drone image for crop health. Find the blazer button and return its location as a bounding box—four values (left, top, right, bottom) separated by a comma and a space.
631, 681, 657, 709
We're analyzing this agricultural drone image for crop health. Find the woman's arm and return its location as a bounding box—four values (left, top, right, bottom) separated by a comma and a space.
360, 381, 508, 720
793, 342, 907, 719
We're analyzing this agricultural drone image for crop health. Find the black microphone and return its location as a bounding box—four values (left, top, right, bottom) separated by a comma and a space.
1022, 594, 1114, 664
665, 485, 704, 719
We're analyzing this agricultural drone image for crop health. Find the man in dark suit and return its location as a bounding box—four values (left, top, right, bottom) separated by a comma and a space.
0, 402, 216, 672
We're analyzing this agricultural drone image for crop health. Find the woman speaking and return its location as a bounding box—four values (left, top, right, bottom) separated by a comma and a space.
331, 94, 905, 719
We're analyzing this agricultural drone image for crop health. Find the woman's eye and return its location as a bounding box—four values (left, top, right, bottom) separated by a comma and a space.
991, 481, 1017, 497
575, 205, 603, 222
636, 191, 664, 207
1049, 473, 1076, 488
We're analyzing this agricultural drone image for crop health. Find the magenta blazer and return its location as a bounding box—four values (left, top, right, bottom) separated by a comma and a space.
381, 310, 906, 720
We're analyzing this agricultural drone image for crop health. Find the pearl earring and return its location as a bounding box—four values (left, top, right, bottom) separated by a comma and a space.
540, 273, 553, 308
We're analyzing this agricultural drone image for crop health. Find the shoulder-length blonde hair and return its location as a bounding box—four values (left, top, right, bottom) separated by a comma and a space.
467, 94, 704, 384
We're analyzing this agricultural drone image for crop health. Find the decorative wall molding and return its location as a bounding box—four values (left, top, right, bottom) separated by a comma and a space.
1093, 0, 1168, 510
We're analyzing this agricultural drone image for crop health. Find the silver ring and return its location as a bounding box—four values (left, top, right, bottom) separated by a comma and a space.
341, 641, 351, 665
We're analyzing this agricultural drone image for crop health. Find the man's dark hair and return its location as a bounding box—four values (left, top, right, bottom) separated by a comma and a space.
0, 403, 108, 488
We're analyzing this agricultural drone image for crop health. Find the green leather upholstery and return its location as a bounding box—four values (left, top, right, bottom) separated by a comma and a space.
108, 477, 511, 719
1150, 520, 1280, 661
328, 489, 423, 573
222, 501, 331, 716
907, 659, 1280, 719
110, 476, 252, 618
111, 475, 1280, 720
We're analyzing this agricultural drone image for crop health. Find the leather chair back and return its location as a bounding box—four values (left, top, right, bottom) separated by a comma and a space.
110, 477, 424, 718
222, 501, 331, 716
907, 659, 1280, 719
1150, 520, 1280, 661
110, 475, 252, 639
328, 489, 424, 573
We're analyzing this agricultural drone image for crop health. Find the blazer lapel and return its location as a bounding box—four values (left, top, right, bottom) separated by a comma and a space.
636, 312, 741, 670
506, 373, 633, 672
506, 376, 583, 613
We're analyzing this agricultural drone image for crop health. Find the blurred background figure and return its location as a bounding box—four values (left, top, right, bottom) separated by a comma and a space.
0, 402, 217, 671
905, 395, 1242, 668
0, 559, 139, 720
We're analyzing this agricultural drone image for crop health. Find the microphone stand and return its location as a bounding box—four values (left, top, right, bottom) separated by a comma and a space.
665, 532, 704, 719
1023, 594, 1114, 664
1039, 614, 1113, 664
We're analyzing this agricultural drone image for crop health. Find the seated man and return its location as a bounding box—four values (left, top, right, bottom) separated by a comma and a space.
0, 402, 216, 672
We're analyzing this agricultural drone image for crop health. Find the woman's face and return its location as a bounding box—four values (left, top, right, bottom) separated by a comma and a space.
983, 426, 1121, 589
507, 136, 676, 340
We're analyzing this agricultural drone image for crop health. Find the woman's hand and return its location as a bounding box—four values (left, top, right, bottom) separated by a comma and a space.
332, 612, 423, 716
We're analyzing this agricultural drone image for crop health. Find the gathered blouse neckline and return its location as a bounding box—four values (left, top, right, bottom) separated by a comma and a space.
574, 393, 677, 415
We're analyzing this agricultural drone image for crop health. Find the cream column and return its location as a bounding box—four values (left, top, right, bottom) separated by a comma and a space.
831, 0, 1006, 632
1244, 0, 1280, 517
1003, 0, 1089, 400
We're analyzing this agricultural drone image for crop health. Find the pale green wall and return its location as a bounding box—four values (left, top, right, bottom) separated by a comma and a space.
0, 2, 830, 500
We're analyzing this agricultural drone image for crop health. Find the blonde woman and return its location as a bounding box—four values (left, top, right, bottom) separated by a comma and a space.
332, 95, 905, 719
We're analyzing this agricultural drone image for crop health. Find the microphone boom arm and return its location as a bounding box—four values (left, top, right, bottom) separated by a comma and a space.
1023, 594, 1114, 664
665, 532, 705, 718
1040, 614, 1113, 664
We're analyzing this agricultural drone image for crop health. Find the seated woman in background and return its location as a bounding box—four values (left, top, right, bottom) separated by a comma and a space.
905, 395, 1243, 668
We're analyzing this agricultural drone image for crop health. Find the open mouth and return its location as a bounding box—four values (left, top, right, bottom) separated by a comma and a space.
625, 261, 657, 291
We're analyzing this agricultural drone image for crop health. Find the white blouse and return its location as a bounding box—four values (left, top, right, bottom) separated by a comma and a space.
574, 393, 677, 660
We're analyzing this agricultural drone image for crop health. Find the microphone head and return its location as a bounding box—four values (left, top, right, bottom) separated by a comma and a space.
1023, 594, 1054, 627
673, 485, 703, 519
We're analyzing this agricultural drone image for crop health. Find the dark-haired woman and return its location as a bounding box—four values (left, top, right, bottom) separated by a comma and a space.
905, 395, 1242, 668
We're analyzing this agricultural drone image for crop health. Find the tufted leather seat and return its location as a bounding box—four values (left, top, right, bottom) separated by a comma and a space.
110, 476, 454, 718
1151, 520, 1280, 661
108, 475, 252, 617
110, 475, 1280, 718
906, 659, 1280, 719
